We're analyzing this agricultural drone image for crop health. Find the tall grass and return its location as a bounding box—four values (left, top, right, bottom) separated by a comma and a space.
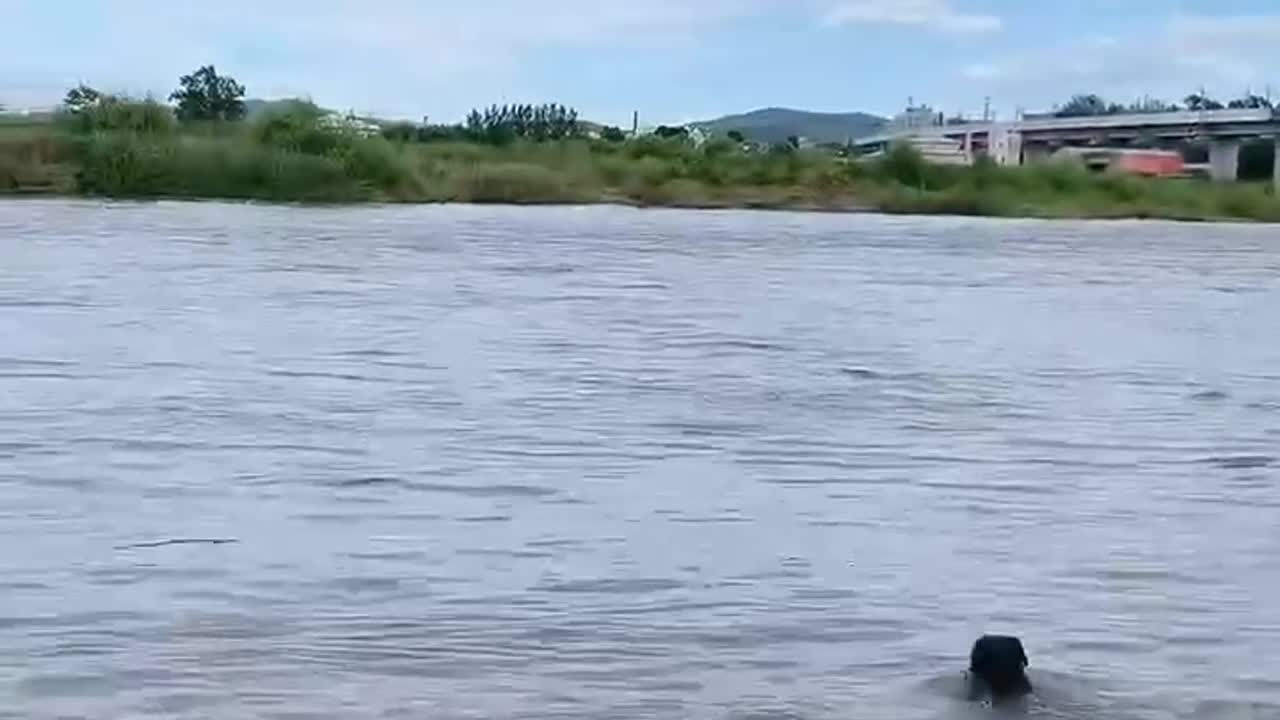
0, 128, 77, 193
74, 134, 366, 202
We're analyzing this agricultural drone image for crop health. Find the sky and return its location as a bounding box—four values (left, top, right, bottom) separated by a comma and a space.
3, 0, 1280, 126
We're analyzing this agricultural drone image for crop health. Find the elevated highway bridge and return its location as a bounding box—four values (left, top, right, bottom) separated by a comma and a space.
855, 108, 1280, 186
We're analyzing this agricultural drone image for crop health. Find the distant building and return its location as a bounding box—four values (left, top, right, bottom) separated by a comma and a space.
319, 112, 381, 137
0, 105, 56, 117
890, 104, 945, 133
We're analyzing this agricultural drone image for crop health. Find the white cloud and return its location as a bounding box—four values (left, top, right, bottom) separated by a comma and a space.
824, 0, 1002, 34
958, 14, 1280, 112
2, 0, 767, 117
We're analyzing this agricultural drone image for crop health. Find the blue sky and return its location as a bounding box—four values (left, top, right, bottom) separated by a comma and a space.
4, 1, 1280, 125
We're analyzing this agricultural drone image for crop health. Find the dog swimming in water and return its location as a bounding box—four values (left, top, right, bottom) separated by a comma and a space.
966, 635, 1033, 705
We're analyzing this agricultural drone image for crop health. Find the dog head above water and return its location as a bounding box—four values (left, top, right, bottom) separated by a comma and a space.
968, 635, 1032, 703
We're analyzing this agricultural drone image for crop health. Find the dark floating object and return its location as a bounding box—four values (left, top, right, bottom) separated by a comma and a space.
116, 538, 238, 550
967, 635, 1033, 704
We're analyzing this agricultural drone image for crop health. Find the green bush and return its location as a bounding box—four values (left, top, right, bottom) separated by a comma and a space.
625, 136, 688, 161
876, 143, 929, 188
336, 136, 419, 194
251, 103, 352, 156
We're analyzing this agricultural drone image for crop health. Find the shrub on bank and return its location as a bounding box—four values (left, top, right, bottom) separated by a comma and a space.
251, 102, 350, 155
60, 98, 176, 136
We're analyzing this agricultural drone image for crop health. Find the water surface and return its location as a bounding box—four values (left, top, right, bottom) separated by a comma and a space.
2, 200, 1278, 719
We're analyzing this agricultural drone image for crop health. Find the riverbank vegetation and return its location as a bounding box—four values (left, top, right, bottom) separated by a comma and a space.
2, 67, 1278, 222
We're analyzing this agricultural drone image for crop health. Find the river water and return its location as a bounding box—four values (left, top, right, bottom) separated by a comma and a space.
1, 200, 1278, 719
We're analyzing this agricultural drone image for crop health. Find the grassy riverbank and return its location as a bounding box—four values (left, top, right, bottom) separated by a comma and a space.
3, 105, 1279, 222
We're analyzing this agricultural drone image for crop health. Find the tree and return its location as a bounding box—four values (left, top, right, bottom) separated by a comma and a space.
170, 65, 246, 122
726, 129, 745, 143
600, 125, 626, 142
786, 134, 800, 150
1184, 93, 1224, 111
1228, 94, 1273, 110
1056, 94, 1111, 117
463, 102, 582, 144
1127, 97, 1180, 113
381, 121, 419, 143
653, 125, 688, 139
63, 84, 104, 113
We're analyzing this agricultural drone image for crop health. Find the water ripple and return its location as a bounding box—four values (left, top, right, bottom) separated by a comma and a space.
2, 201, 1278, 720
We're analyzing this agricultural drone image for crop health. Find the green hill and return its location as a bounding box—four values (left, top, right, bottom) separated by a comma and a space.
694, 107, 887, 145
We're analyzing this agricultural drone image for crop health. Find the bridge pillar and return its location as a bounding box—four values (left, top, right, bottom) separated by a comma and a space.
1209, 139, 1241, 182
1022, 144, 1052, 165
1273, 137, 1279, 191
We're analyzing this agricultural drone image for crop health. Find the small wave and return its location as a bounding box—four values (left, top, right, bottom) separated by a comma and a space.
115, 538, 237, 550
1200, 455, 1274, 469
407, 481, 558, 499
651, 419, 764, 438
0, 357, 77, 368
264, 369, 398, 384
0, 299, 89, 309
334, 348, 402, 359
490, 262, 577, 275
537, 577, 684, 595
0, 371, 78, 379
917, 479, 1059, 496
331, 476, 403, 488
841, 367, 883, 379
458, 515, 512, 524
663, 337, 792, 353
1189, 699, 1280, 720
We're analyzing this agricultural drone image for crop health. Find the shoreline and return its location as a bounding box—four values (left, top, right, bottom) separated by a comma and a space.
3, 124, 1278, 224
2, 189, 1268, 225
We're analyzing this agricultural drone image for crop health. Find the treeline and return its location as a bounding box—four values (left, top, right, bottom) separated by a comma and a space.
466, 103, 579, 142
41, 64, 609, 202
1054, 91, 1275, 118
59, 65, 593, 149
63, 65, 247, 127
382, 103, 588, 145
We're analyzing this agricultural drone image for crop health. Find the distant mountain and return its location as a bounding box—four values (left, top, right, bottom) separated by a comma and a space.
244, 98, 329, 119
693, 107, 887, 145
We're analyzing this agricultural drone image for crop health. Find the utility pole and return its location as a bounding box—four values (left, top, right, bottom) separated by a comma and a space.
983, 96, 991, 122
